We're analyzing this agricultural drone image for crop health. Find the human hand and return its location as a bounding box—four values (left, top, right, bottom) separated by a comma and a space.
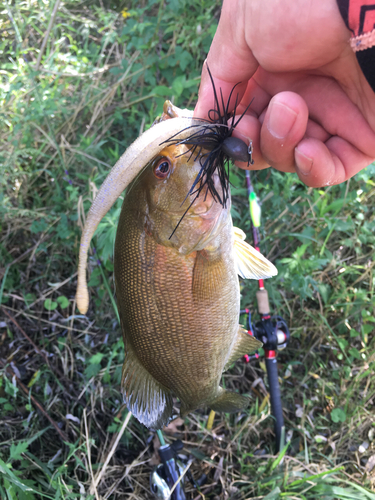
194, 0, 375, 187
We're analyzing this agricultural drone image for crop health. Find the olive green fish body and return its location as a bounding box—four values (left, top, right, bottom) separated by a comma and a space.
115, 192, 238, 414
114, 146, 262, 428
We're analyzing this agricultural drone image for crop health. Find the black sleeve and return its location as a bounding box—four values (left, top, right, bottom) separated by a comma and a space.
336, 0, 375, 91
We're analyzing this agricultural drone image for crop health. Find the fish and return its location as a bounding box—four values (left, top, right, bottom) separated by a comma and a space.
76, 101, 277, 430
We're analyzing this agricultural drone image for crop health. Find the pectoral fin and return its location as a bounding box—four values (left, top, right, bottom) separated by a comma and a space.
192, 250, 223, 302
233, 226, 277, 279
224, 325, 262, 371
209, 387, 250, 413
121, 332, 173, 430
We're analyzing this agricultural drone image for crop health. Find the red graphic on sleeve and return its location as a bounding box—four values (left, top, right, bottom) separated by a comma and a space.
349, 1, 375, 35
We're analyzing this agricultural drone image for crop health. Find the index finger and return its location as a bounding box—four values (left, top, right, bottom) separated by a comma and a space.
194, 0, 258, 119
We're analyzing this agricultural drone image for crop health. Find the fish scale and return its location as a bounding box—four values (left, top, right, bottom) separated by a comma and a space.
117, 209, 234, 395
112, 146, 264, 429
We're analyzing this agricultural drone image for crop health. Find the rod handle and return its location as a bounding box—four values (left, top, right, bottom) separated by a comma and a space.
256, 289, 270, 315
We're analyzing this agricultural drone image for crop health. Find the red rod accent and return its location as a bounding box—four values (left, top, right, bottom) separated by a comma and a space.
265, 350, 276, 359
258, 279, 264, 289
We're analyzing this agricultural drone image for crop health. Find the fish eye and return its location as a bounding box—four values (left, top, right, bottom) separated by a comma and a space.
153, 157, 171, 179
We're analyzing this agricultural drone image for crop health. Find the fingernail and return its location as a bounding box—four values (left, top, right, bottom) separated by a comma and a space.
295, 147, 313, 175
267, 101, 297, 139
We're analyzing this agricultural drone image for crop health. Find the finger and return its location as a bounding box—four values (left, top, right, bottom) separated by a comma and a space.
194, 0, 258, 119
194, 63, 249, 120
259, 92, 309, 172
237, 76, 272, 118
259, 109, 330, 142
206, 0, 257, 82
295, 136, 375, 187
229, 113, 270, 171
305, 118, 331, 143
232, 108, 330, 173
257, 71, 375, 160
304, 79, 375, 160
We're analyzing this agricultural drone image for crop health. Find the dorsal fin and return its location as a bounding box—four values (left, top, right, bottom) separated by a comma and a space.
233, 226, 277, 280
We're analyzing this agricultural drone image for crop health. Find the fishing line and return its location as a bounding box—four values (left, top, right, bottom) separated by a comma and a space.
244, 170, 290, 452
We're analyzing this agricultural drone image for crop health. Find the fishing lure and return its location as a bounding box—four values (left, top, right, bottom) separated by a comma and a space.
162, 66, 254, 237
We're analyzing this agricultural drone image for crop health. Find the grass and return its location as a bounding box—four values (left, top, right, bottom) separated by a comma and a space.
1, 0, 375, 498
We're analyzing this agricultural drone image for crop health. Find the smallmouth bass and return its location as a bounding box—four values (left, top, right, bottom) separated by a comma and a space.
76, 102, 277, 429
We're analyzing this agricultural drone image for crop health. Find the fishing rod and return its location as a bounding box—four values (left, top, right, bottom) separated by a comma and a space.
243, 170, 290, 452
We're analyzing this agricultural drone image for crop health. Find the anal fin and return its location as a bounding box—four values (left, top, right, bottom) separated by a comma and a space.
121, 336, 173, 430
180, 400, 196, 419
209, 387, 250, 413
224, 325, 262, 371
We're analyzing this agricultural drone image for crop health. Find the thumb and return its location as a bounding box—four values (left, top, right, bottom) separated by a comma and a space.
194, 0, 258, 119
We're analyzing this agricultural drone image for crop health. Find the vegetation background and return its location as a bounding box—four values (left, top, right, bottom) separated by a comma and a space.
1, 0, 375, 498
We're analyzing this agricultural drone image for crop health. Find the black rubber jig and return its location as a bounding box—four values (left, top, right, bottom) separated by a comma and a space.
162, 65, 254, 214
